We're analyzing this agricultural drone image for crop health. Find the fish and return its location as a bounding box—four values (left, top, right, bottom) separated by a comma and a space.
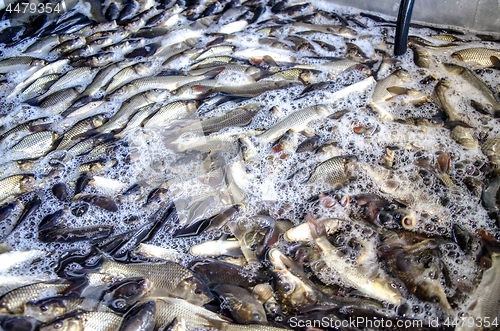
444, 63, 500, 117
452, 47, 500, 67
189, 258, 269, 287
0, 249, 43, 274
39, 311, 123, 331
306, 155, 356, 187
120, 300, 156, 331
0, 0, 498, 326
457, 253, 500, 331
256, 104, 329, 143
0, 175, 36, 205
0, 280, 71, 314
212, 284, 267, 324
268, 248, 321, 312
95, 259, 213, 305
482, 137, 500, 166
100, 277, 152, 312
369, 70, 410, 120
24, 296, 100, 322
410, 43, 431, 68
380, 239, 453, 313
432, 79, 461, 122
154, 297, 226, 329
308, 218, 403, 305
189, 239, 243, 257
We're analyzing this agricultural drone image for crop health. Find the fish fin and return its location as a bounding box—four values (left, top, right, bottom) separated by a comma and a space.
262, 55, 278, 67
436, 152, 450, 174
29, 123, 52, 133
306, 214, 327, 241
477, 229, 500, 255
443, 121, 475, 129
172, 218, 212, 238
191, 85, 213, 93
491, 55, 500, 69
386, 86, 409, 95
203, 67, 225, 79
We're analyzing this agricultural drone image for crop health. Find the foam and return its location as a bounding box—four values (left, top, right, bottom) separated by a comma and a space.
0, 0, 498, 324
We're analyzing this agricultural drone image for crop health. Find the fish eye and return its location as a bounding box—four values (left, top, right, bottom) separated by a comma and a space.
283, 284, 292, 292
253, 313, 262, 320
194, 287, 203, 295
126, 291, 134, 297
113, 299, 126, 309
390, 283, 397, 289
54, 322, 63, 329
40, 305, 48, 311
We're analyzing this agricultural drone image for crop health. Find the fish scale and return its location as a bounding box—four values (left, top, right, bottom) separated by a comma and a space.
257, 104, 329, 142
57, 114, 107, 150
0, 174, 34, 204
98, 89, 170, 134
43, 67, 95, 96
306, 156, 350, 185
106, 62, 154, 93
121, 74, 208, 93
0, 117, 50, 142
99, 259, 210, 302
21, 74, 60, 96
39, 87, 81, 109
452, 47, 500, 67
154, 297, 225, 329
142, 100, 197, 128
8, 131, 58, 159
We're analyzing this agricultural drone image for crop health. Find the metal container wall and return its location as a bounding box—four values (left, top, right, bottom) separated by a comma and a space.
330, 0, 500, 32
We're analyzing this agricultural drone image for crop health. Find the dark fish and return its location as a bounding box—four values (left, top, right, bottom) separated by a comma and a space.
75, 173, 92, 196
73, 194, 118, 212
39, 225, 114, 243
52, 183, 69, 202
173, 203, 244, 237
5, 195, 41, 239
296, 135, 320, 153
118, 0, 140, 22
96, 259, 213, 305
0, 316, 38, 331
213, 284, 267, 324
106, 3, 121, 21
101, 277, 152, 312
189, 259, 269, 287
121, 300, 156, 331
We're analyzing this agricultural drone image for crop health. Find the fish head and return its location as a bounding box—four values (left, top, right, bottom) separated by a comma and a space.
314, 105, 330, 117
173, 275, 213, 305
443, 63, 464, 74
40, 316, 83, 331
394, 69, 410, 82
135, 62, 154, 74
108, 86, 133, 100
102, 277, 152, 312
94, 114, 108, 127
338, 27, 357, 38
239, 302, 268, 324
370, 279, 403, 306
24, 297, 71, 321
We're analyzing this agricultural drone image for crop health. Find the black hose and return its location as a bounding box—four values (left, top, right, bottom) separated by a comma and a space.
394, 0, 415, 56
